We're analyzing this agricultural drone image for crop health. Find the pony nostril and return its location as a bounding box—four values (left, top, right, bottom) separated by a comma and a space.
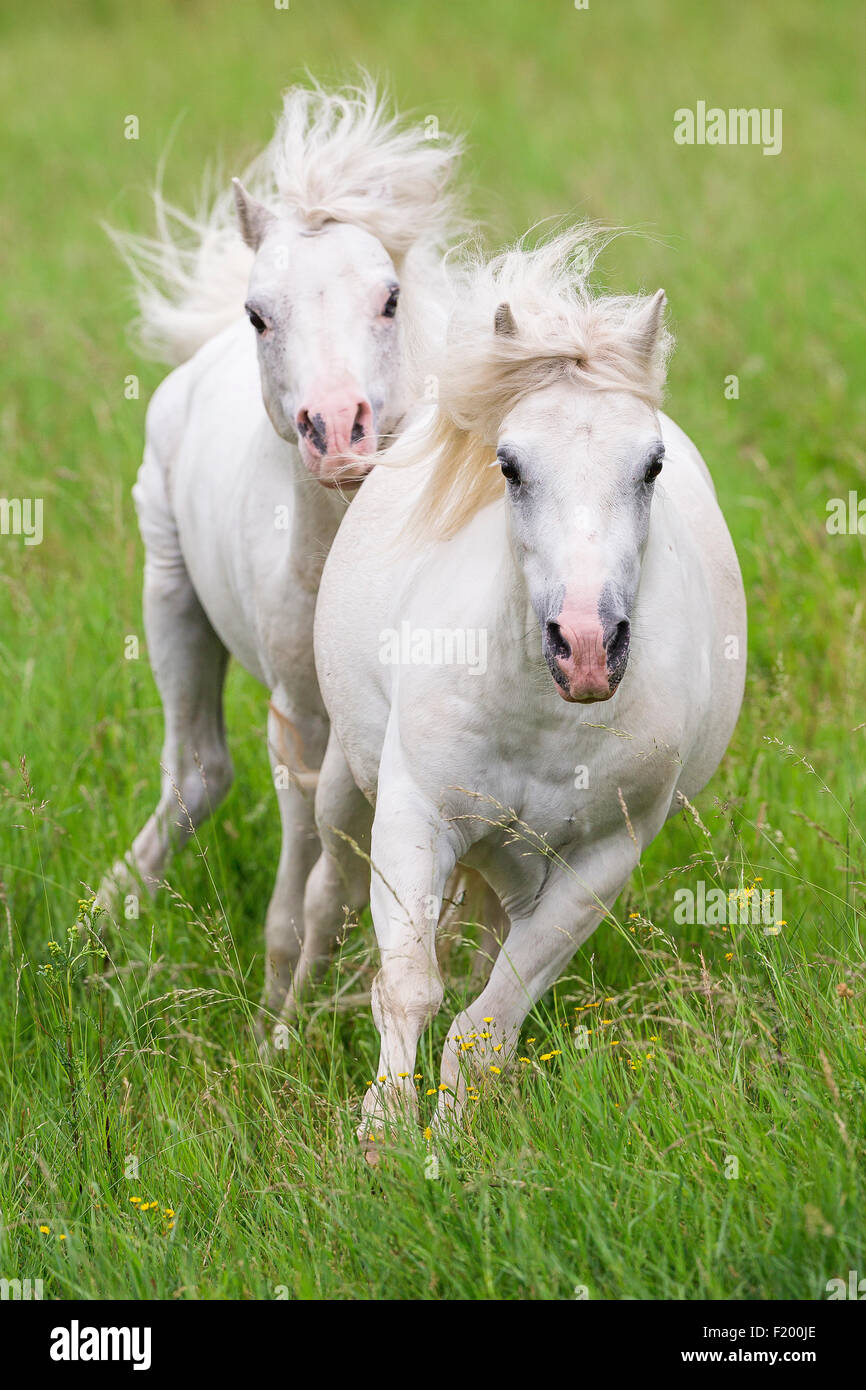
605, 618, 630, 668
546, 621, 572, 661
351, 400, 373, 446
296, 409, 327, 455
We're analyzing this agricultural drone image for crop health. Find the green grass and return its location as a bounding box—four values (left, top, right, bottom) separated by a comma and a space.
1, 0, 865, 1300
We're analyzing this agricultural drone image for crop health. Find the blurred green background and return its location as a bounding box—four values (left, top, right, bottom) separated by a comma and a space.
0, 0, 864, 1301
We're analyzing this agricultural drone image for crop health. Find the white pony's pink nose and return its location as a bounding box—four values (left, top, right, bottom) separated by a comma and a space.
295, 377, 377, 484
545, 601, 630, 703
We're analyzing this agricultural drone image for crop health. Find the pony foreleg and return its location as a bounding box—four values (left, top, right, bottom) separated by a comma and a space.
259, 691, 327, 1025
275, 730, 372, 1031
434, 833, 639, 1129
359, 794, 460, 1155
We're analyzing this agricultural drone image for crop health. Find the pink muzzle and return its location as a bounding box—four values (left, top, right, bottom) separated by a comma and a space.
295, 376, 377, 486
545, 599, 630, 703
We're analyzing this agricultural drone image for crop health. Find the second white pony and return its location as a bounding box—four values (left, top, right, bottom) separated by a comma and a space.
99, 80, 464, 1018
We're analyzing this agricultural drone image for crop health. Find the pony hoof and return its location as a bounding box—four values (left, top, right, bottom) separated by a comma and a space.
94, 856, 149, 930
255, 1020, 292, 1056
92, 875, 124, 930
357, 1123, 386, 1165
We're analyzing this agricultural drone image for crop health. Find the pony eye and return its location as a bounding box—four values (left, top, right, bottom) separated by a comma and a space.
382, 286, 400, 319
498, 452, 521, 486
643, 445, 665, 484
245, 303, 268, 334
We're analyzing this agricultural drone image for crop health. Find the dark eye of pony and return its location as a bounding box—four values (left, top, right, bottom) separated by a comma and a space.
497, 450, 521, 486
643, 444, 665, 484
245, 303, 267, 334
382, 286, 400, 318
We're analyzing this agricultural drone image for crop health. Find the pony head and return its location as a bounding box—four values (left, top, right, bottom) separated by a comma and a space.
233, 80, 463, 486
113, 77, 463, 489
400, 230, 673, 701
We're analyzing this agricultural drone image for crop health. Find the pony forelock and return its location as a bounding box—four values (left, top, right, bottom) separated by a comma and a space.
385, 227, 675, 542
108, 74, 465, 365
266, 75, 464, 255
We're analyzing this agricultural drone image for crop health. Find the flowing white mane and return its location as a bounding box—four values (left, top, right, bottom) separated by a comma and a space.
109, 76, 465, 365
389, 229, 674, 540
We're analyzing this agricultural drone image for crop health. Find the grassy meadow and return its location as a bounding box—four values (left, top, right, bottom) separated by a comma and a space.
1, 0, 865, 1300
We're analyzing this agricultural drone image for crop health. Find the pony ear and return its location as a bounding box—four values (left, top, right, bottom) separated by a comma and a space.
628, 288, 667, 363
232, 178, 276, 251
494, 301, 518, 337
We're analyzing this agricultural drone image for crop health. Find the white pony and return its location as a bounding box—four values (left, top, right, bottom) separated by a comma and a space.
302, 231, 747, 1146
99, 79, 465, 1017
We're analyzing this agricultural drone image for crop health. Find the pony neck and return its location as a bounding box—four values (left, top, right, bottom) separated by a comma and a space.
282, 439, 352, 582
